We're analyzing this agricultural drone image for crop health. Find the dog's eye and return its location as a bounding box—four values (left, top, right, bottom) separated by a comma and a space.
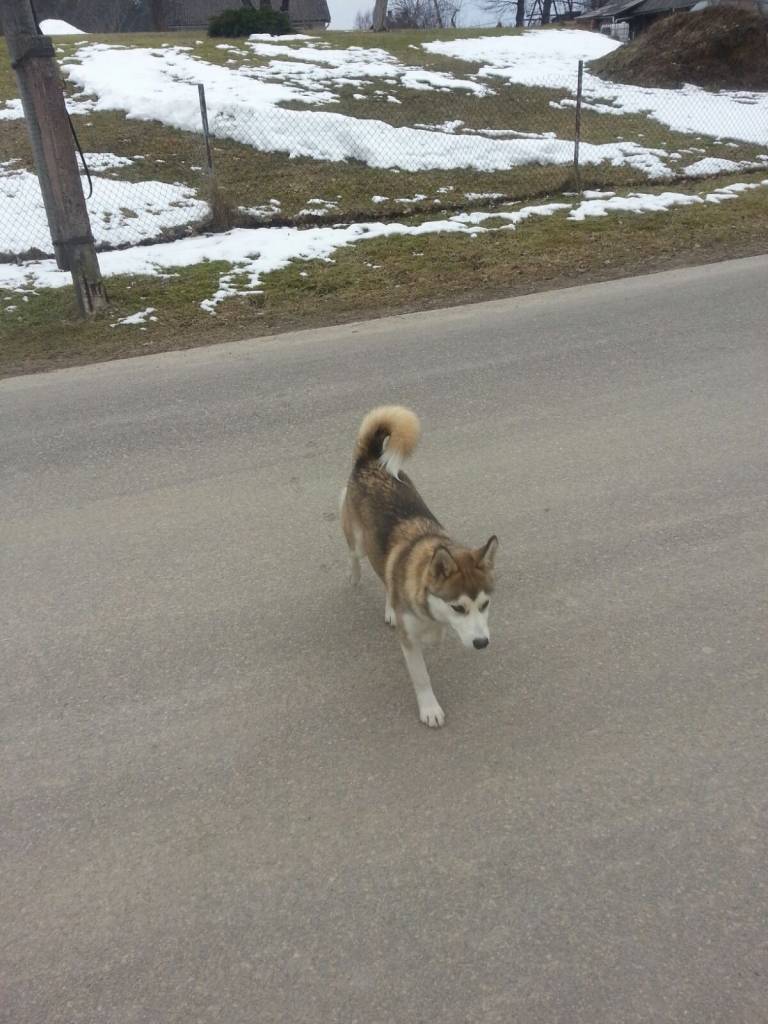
451, 604, 467, 615
479, 600, 490, 612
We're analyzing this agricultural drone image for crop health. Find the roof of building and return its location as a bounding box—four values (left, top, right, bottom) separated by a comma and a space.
578, 0, 696, 17
631, 0, 698, 14
577, 0, 644, 19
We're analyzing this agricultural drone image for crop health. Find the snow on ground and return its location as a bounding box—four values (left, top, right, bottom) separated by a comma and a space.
0, 99, 24, 121
423, 30, 768, 147
61, 44, 672, 177
3, 180, 766, 311
0, 92, 96, 119
0, 168, 207, 256
39, 19, 84, 35
568, 190, 703, 220
112, 306, 157, 327
81, 152, 135, 172
424, 29, 618, 88
683, 155, 768, 177
244, 37, 491, 95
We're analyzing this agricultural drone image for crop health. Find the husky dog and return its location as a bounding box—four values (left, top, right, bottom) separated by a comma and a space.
340, 406, 498, 728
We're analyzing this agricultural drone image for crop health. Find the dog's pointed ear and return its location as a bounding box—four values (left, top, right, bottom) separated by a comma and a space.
475, 535, 498, 569
431, 545, 458, 580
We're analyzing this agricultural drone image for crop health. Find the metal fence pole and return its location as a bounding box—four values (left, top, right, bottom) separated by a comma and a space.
573, 59, 584, 196
197, 82, 233, 230
197, 83, 214, 175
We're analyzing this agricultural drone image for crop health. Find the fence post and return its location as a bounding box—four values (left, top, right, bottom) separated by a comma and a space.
196, 83, 233, 230
197, 83, 214, 175
573, 59, 584, 196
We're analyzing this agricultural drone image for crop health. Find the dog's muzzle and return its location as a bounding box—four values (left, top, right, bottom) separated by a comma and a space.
473, 637, 489, 650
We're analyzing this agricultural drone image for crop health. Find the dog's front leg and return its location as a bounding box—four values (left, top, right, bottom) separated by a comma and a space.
398, 629, 445, 728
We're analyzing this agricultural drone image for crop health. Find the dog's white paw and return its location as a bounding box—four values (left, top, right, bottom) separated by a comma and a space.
348, 558, 361, 587
419, 702, 445, 728
384, 603, 396, 627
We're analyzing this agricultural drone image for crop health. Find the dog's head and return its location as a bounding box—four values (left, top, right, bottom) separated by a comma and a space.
426, 536, 498, 650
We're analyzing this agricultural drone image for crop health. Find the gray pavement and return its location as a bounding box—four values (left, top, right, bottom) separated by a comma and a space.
2, 256, 767, 1023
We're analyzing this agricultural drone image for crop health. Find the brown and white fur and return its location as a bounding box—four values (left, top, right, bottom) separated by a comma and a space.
340, 406, 498, 728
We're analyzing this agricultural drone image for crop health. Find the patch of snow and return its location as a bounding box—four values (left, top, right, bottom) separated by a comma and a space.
453, 202, 570, 227
248, 33, 319, 41
0, 99, 24, 121
568, 190, 704, 220
424, 29, 618, 85
243, 38, 491, 96
414, 119, 464, 132
0, 168, 208, 256
424, 29, 768, 148
682, 156, 768, 176
112, 306, 157, 326
39, 18, 84, 35
464, 191, 506, 201
705, 179, 768, 202
81, 152, 135, 172
475, 128, 557, 139
298, 198, 339, 216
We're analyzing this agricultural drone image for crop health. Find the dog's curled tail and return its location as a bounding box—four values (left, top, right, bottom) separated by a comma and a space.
355, 406, 421, 478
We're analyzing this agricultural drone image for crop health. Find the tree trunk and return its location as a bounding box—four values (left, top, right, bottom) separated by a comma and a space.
541, 0, 552, 23
515, 0, 525, 27
372, 0, 388, 30
149, 0, 167, 30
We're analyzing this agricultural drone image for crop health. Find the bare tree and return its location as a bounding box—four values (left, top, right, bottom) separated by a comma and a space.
149, 0, 168, 30
388, 0, 463, 28
446, 0, 464, 27
355, 7, 374, 28
481, 0, 528, 28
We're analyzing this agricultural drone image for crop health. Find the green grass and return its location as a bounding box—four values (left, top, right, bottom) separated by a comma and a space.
2, 170, 767, 377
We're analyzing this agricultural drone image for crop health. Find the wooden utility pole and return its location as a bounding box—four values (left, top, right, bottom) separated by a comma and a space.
1, 0, 107, 316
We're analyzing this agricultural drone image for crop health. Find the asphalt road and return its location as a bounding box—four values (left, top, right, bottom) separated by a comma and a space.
2, 257, 767, 1024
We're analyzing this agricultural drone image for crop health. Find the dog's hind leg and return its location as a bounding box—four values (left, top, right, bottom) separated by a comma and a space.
384, 594, 396, 627
340, 487, 363, 587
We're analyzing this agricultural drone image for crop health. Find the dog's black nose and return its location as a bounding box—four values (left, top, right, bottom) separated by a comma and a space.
473, 637, 489, 650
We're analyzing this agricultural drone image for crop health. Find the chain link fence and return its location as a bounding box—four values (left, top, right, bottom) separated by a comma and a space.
2, 63, 767, 262
0, 107, 214, 261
